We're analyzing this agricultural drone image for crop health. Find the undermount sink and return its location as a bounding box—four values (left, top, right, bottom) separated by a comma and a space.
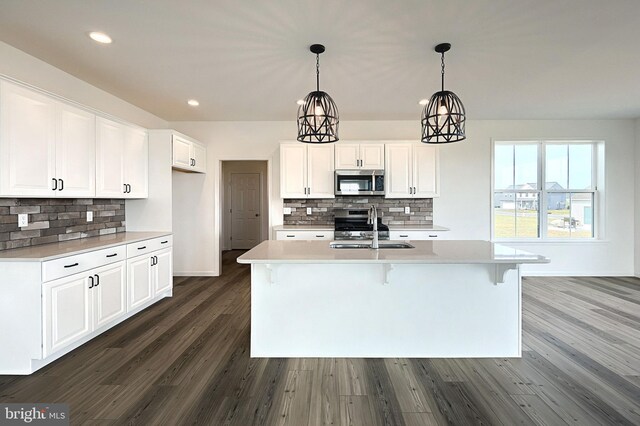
329, 242, 414, 249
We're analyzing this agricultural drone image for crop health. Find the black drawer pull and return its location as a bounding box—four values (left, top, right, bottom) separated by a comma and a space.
286, 235, 295, 238
94, 274, 100, 286
399, 235, 409, 238
64, 262, 79, 268
429, 235, 438, 238
315, 235, 325, 238
106, 253, 118, 258
138, 246, 147, 250
161, 240, 168, 244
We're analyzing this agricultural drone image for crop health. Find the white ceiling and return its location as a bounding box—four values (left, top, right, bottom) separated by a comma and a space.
1, 0, 639, 122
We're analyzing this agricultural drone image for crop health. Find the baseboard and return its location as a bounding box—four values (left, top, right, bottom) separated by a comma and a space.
173, 271, 219, 277
522, 271, 634, 277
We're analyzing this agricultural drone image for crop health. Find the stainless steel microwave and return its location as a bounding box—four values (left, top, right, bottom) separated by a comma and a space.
334, 170, 385, 196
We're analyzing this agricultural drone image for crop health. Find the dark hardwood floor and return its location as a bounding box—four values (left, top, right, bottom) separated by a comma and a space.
1, 250, 639, 425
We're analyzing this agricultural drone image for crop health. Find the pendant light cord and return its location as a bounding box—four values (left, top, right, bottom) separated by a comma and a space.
441, 52, 445, 92
316, 54, 320, 92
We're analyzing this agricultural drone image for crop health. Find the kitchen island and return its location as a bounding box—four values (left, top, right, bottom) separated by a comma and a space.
237, 240, 548, 358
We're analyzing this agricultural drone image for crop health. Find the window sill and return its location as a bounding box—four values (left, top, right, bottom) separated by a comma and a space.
493, 239, 609, 244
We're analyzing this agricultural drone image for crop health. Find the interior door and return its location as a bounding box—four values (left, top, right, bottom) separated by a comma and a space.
93, 261, 126, 330
153, 248, 173, 294
231, 173, 261, 249
56, 102, 96, 197
307, 144, 335, 198
0, 81, 56, 197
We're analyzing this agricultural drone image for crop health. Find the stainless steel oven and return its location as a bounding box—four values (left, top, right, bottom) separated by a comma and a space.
334, 209, 389, 240
334, 170, 385, 196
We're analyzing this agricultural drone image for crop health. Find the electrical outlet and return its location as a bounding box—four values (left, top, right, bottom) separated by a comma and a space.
404, 206, 411, 214
283, 207, 292, 215
18, 213, 28, 227
86, 211, 94, 222
307, 207, 312, 215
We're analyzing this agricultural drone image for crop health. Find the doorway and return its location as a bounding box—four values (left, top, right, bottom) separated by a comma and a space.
221, 161, 268, 251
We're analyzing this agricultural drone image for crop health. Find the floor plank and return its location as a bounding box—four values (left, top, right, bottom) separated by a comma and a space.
1, 253, 639, 425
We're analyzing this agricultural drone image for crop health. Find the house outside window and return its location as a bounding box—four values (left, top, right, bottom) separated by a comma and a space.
492, 141, 602, 240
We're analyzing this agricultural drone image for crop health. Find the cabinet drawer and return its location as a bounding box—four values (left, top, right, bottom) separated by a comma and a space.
275, 230, 334, 240
126, 235, 172, 257
389, 231, 442, 240
42, 245, 127, 282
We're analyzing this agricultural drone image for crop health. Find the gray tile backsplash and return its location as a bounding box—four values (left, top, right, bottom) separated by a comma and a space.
283, 197, 433, 225
0, 198, 125, 251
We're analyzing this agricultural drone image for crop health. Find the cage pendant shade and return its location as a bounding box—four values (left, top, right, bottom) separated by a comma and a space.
297, 91, 339, 143
422, 43, 466, 144
297, 44, 339, 143
422, 90, 466, 143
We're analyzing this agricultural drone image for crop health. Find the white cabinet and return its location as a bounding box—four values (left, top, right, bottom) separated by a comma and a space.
0, 81, 95, 197
335, 143, 384, 169
127, 254, 153, 310
172, 134, 206, 173
96, 117, 148, 198
385, 143, 439, 198
275, 230, 334, 240
127, 246, 173, 311
43, 260, 126, 357
43, 273, 92, 356
389, 230, 446, 240
280, 143, 334, 199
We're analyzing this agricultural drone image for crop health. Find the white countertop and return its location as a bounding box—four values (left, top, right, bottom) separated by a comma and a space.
272, 224, 449, 231
387, 224, 449, 231
273, 225, 334, 231
0, 232, 171, 262
237, 240, 549, 265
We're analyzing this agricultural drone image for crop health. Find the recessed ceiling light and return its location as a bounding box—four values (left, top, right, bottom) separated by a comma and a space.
296, 99, 305, 105
418, 99, 428, 106
88, 31, 112, 44
187, 99, 200, 106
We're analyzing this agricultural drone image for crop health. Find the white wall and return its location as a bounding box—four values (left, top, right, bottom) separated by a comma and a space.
636, 118, 640, 277
170, 119, 636, 277
0, 42, 166, 128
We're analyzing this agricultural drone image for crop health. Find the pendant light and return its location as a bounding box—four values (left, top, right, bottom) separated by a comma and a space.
297, 44, 339, 143
422, 43, 466, 143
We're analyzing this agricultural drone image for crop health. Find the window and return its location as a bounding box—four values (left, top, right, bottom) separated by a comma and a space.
493, 141, 600, 240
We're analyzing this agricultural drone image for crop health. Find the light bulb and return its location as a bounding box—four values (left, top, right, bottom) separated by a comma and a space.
437, 102, 448, 128
314, 101, 324, 116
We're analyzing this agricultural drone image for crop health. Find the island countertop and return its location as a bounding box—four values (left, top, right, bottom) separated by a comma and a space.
237, 240, 549, 265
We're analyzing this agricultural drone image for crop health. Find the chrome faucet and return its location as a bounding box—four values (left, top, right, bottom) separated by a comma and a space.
368, 205, 379, 249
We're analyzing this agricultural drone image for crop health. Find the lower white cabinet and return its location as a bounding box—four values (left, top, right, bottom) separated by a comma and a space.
275, 230, 334, 240
389, 230, 447, 240
127, 247, 171, 310
0, 234, 173, 375
43, 261, 126, 357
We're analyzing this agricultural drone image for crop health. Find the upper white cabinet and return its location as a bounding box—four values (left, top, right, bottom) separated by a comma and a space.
172, 134, 206, 173
385, 143, 439, 198
335, 143, 384, 169
0, 81, 95, 197
96, 117, 148, 198
280, 142, 334, 199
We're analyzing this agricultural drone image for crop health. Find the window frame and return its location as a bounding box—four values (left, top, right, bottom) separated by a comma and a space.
491, 139, 602, 242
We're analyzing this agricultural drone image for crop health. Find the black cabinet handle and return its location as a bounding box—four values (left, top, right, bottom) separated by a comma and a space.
429, 234, 438, 238
58, 178, 64, 191
315, 235, 325, 238
286, 235, 295, 238
106, 253, 118, 258
123, 184, 127, 193
399, 235, 409, 238
94, 274, 100, 286
89, 276, 94, 289
137, 246, 147, 250
154, 255, 158, 265
52, 178, 57, 191
127, 184, 132, 193
64, 262, 79, 268
160, 240, 168, 244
